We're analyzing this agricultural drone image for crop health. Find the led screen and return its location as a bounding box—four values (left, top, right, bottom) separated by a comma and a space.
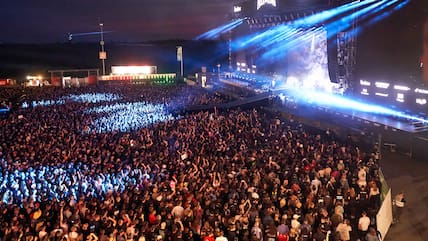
286, 27, 331, 92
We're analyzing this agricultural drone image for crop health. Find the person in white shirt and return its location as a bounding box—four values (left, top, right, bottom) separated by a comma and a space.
311, 176, 321, 195
336, 219, 352, 241
215, 231, 228, 241
358, 211, 371, 240
393, 191, 406, 223
291, 214, 301, 232
172, 202, 184, 220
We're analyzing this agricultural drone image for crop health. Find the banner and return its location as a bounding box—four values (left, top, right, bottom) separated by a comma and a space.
99, 51, 107, 60
376, 188, 393, 240
177, 46, 183, 61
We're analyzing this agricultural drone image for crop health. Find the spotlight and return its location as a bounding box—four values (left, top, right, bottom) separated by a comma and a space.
416, 98, 427, 105
360, 80, 371, 86
415, 88, 428, 95
361, 88, 369, 95
375, 92, 389, 97
393, 85, 410, 91
396, 93, 405, 103
375, 82, 390, 89
234, 6, 242, 13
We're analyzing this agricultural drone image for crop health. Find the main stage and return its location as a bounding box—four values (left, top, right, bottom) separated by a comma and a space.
211, 76, 428, 161
205, 0, 428, 161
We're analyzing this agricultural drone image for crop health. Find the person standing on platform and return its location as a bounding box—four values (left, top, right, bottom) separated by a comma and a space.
393, 191, 406, 223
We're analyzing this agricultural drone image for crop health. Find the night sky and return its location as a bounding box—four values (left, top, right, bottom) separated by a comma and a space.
0, 0, 239, 43
1, 0, 427, 82
1, 0, 426, 45
354, 0, 427, 82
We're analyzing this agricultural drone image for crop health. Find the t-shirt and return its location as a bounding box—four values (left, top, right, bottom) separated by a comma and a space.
336, 223, 352, 241
394, 195, 405, 207
172, 205, 184, 219
359, 191, 368, 201
149, 213, 157, 224
300, 224, 311, 239
203, 235, 215, 241
215, 236, 228, 241
291, 219, 301, 230
358, 216, 370, 231
277, 233, 289, 241
266, 232, 276, 241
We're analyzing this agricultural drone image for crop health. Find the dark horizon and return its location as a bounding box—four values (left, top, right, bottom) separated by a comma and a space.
0, 40, 229, 80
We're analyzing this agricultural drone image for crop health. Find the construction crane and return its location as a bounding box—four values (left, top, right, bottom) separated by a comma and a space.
67, 31, 112, 42
67, 26, 113, 75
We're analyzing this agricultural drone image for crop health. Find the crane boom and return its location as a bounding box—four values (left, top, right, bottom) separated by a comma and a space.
68, 31, 112, 41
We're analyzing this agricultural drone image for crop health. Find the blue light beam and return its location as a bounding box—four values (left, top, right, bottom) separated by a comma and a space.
231, 0, 376, 52
325, 0, 400, 39
292, 0, 377, 27
349, 0, 410, 38
288, 89, 428, 124
195, 19, 244, 40
259, 0, 405, 60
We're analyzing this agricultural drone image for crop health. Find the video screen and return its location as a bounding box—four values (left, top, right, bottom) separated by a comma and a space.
286, 27, 332, 92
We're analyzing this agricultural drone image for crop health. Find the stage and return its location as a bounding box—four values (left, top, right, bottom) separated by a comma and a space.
211, 76, 428, 161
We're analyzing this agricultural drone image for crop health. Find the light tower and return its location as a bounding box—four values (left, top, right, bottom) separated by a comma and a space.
99, 23, 107, 76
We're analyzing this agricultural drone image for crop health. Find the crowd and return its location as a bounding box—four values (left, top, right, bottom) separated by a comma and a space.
0, 84, 382, 241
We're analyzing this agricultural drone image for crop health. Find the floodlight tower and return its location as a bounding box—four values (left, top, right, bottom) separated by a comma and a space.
99, 23, 107, 76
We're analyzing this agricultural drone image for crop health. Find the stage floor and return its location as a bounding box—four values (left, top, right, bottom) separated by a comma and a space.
216, 77, 428, 134
311, 104, 426, 134
273, 90, 428, 134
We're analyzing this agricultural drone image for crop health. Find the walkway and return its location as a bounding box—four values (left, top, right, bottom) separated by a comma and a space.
381, 150, 428, 241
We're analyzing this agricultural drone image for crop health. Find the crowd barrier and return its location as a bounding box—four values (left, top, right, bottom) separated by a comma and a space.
375, 169, 393, 239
